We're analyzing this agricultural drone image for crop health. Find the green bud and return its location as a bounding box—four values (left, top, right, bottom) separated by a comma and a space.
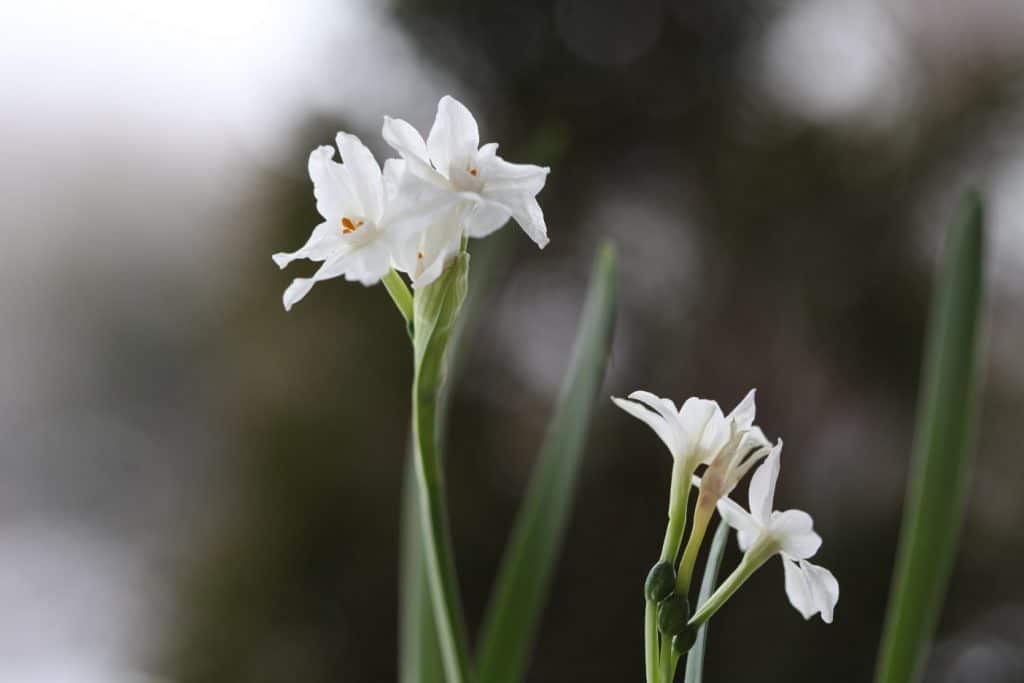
657, 594, 690, 636
671, 627, 698, 657
644, 562, 676, 602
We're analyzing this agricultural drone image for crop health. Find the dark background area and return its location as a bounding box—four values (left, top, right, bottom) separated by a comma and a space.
2, 1, 1023, 681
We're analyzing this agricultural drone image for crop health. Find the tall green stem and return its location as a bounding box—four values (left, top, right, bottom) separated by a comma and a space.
645, 602, 660, 683
688, 547, 772, 628
411, 254, 473, 683
646, 458, 694, 683
412, 375, 473, 683
676, 494, 715, 594
660, 460, 692, 563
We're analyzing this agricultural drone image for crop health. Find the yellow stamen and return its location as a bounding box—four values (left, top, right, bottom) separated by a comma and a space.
340, 217, 364, 234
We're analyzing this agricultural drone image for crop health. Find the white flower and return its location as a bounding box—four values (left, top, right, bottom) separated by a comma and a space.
272, 134, 451, 309
611, 391, 728, 471
699, 389, 773, 503
382, 95, 551, 253
716, 449, 839, 623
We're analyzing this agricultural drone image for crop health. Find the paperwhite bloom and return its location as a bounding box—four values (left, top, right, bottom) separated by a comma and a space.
611, 391, 728, 471
717, 450, 839, 623
383, 95, 551, 259
699, 389, 773, 503
272, 134, 449, 309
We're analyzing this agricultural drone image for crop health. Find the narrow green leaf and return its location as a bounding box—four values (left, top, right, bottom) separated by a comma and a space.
874, 191, 985, 683
683, 518, 730, 683
477, 243, 619, 683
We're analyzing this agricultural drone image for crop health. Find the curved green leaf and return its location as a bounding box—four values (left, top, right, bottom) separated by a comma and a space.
874, 191, 985, 683
476, 243, 618, 683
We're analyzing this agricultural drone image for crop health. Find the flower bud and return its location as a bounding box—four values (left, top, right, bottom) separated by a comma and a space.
657, 594, 690, 636
671, 627, 698, 657
644, 561, 676, 602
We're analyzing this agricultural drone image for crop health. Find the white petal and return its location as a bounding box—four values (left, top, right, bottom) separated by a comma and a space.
748, 448, 781, 525
800, 560, 839, 623
384, 169, 460, 240
280, 230, 393, 309
782, 556, 817, 619
477, 143, 550, 196
272, 221, 340, 268
727, 388, 757, 431
678, 397, 718, 438
612, 396, 678, 458
509, 195, 549, 248
771, 509, 822, 559
730, 437, 774, 485
382, 116, 446, 186
427, 95, 480, 178
679, 397, 725, 462
336, 133, 383, 223
716, 496, 759, 552
392, 209, 463, 288
282, 278, 317, 311
308, 145, 354, 220
739, 427, 772, 453
463, 200, 512, 239
340, 237, 393, 286
382, 116, 428, 162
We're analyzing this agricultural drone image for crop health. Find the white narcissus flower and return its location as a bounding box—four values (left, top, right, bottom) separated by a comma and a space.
273, 134, 455, 308
698, 389, 773, 504
611, 391, 729, 472
382, 95, 551, 257
716, 449, 839, 623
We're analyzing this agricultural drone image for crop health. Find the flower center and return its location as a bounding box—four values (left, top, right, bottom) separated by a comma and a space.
469, 167, 478, 176
340, 216, 364, 234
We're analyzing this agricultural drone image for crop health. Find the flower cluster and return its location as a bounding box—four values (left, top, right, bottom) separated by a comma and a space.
614, 388, 838, 635
273, 95, 550, 310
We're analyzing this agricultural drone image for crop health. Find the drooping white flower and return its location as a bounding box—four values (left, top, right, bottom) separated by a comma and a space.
611, 391, 728, 472
272, 134, 449, 309
382, 95, 551, 253
716, 449, 839, 623
699, 389, 773, 503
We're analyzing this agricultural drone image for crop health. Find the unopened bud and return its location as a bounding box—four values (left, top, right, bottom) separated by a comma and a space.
644, 562, 676, 602
657, 594, 690, 636
672, 627, 698, 657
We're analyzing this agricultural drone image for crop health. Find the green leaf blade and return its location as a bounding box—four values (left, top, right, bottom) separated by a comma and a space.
476, 243, 619, 683
874, 191, 985, 683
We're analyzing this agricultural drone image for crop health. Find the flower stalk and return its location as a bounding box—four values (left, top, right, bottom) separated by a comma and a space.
689, 544, 774, 628
676, 492, 715, 594
410, 253, 474, 683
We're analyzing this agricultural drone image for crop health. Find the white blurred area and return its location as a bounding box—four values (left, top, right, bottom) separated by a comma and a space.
0, 1, 453, 680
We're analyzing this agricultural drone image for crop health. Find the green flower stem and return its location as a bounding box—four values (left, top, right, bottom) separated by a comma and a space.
412, 379, 473, 683
645, 602, 660, 683
411, 255, 474, 683
647, 459, 694, 683
659, 637, 673, 683
688, 546, 772, 629
661, 459, 693, 563
383, 268, 414, 323
676, 493, 715, 594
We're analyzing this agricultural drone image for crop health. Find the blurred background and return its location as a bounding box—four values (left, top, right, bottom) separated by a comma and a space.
2, 0, 1024, 681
